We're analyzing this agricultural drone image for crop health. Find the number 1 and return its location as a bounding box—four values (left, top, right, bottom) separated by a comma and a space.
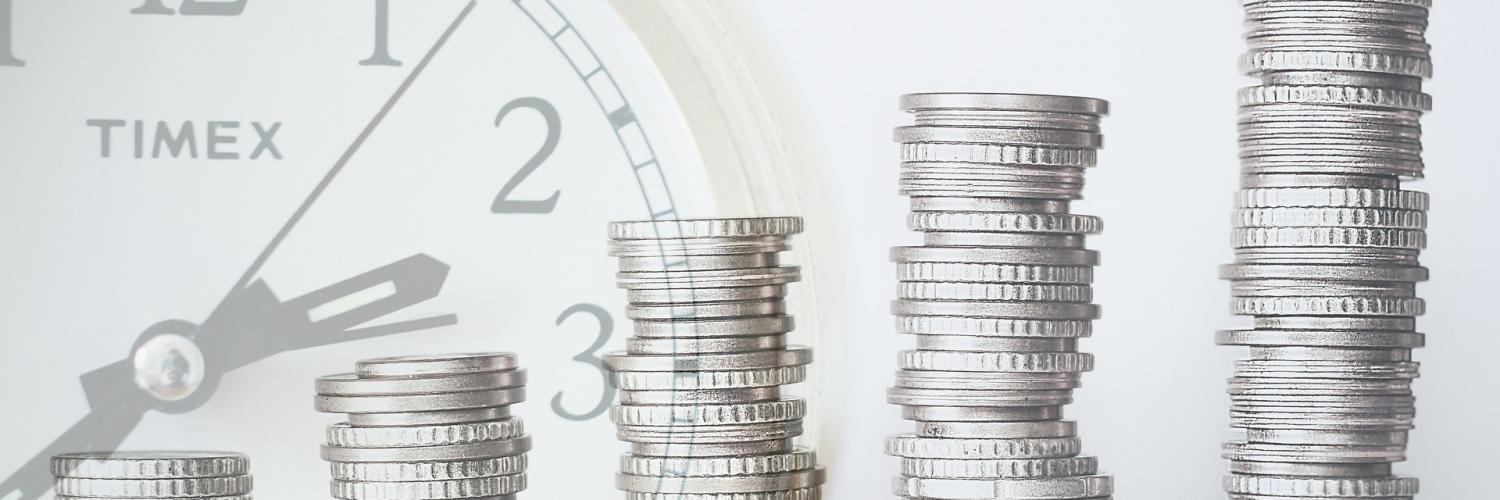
0, 0, 22, 66
361, 0, 400, 66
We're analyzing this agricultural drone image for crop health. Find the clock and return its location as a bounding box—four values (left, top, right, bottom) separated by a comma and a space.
0, 1, 842, 498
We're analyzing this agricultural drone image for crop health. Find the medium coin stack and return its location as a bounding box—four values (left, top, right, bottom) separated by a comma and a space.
604, 217, 825, 499
1220, 0, 1432, 498
51, 451, 253, 500
314, 353, 530, 499
885, 93, 1113, 500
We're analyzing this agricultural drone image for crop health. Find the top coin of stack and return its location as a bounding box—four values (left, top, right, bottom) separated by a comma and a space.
314, 353, 531, 500
1221, 0, 1432, 498
886, 93, 1113, 500
604, 217, 825, 499
51, 451, 253, 500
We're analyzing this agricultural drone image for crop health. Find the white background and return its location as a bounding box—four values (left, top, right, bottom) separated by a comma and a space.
730, 1, 1500, 498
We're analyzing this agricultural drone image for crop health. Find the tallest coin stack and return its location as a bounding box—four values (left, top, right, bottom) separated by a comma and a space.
1221, 1, 1432, 498
885, 93, 1113, 500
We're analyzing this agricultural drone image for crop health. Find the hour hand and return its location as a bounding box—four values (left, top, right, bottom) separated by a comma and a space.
196, 253, 457, 370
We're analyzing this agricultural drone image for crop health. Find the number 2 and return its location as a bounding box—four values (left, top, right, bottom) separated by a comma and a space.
492, 97, 562, 214
551, 303, 614, 421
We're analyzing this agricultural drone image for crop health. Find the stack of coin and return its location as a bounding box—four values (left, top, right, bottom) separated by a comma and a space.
51, 451, 253, 500
885, 93, 1113, 499
314, 353, 530, 499
604, 217, 825, 499
1221, 0, 1431, 497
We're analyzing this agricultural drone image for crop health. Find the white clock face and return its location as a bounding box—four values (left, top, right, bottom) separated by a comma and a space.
0, 1, 722, 498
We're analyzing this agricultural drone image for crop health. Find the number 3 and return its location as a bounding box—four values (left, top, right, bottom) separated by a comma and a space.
551, 303, 614, 421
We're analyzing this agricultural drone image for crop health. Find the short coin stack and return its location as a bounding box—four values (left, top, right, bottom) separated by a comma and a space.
315, 353, 530, 499
1221, 0, 1432, 497
51, 451, 253, 500
604, 217, 825, 499
885, 93, 1113, 499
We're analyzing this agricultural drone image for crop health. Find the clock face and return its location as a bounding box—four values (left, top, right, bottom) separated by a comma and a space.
0, 1, 723, 498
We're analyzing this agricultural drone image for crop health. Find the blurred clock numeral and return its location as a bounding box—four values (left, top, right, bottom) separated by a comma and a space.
492, 97, 562, 214
0, 0, 20, 66
132, 0, 248, 16
361, 0, 400, 66
551, 303, 615, 421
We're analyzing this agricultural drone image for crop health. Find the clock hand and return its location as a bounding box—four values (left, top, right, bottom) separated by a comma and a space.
0, 255, 456, 500
196, 253, 457, 371
223, 0, 476, 296
0, 5, 476, 497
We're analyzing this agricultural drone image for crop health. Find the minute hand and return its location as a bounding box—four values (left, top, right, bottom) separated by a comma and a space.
221, 0, 477, 297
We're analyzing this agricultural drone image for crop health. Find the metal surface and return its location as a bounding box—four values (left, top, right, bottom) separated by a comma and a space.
886, 93, 1113, 499
49, 451, 253, 500
1221, 0, 1432, 497
605, 217, 825, 498
314, 353, 531, 498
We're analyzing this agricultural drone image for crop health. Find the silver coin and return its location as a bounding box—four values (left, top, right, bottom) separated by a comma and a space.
1223, 474, 1418, 496
897, 350, 1094, 373
915, 420, 1078, 439
894, 370, 1081, 391
626, 335, 787, 355
907, 211, 1103, 234
923, 231, 1087, 248
891, 300, 1100, 320
903, 406, 1063, 422
51, 452, 249, 480
355, 353, 518, 378
315, 387, 526, 413
626, 285, 786, 305
316, 370, 527, 396
892, 246, 1099, 266
617, 387, 781, 405
325, 420, 526, 448
608, 236, 790, 258
887, 387, 1074, 408
609, 399, 806, 427
347, 407, 511, 427
615, 267, 802, 289
607, 217, 803, 240
894, 474, 1112, 499
896, 316, 1092, 338
1245, 429, 1408, 446
632, 315, 795, 338
1227, 460, 1392, 477
616, 420, 803, 445
611, 366, 807, 391
616, 468, 824, 494
320, 436, 531, 463
329, 456, 527, 482
629, 439, 794, 458
910, 197, 1072, 213
330, 474, 526, 500
618, 449, 817, 477
626, 299, 785, 320
898, 456, 1097, 480
54, 476, 253, 498
604, 347, 812, 372
616, 253, 778, 273
885, 435, 1083, 460
912, 336, 1078, 352
896, 282, 1092, 303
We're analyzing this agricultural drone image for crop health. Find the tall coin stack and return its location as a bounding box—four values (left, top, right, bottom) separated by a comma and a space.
51, 452, 253, 500
1221, 0, 1431, 498
604, 217, 825, 499
315, 353, 531, 499
885, 93, 1113, 500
